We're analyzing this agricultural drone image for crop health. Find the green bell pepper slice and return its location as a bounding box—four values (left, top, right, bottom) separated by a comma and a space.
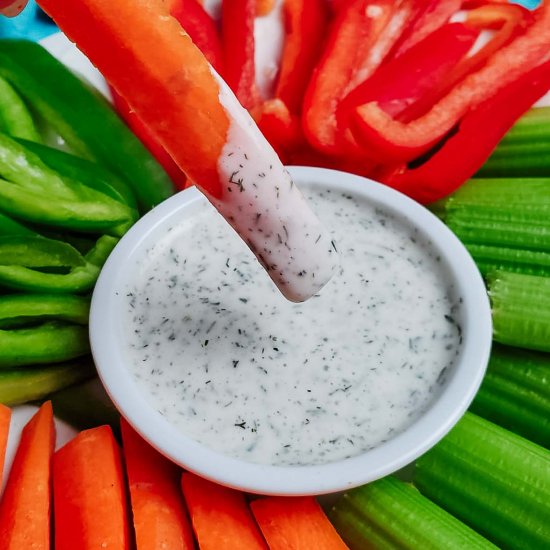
0, 39, 174, 212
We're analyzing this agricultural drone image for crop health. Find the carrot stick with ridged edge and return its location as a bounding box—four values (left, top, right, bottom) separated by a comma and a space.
37, 0, 339, 303
251, 496, 348, 550
120, 419, 194, 550
181, 472, 267, 550
0, 403, 10, 484
0, 401, 54, 550
53, 425, 130, 550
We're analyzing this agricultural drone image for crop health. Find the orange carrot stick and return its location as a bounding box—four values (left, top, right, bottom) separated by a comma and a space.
53, 425, 130, 550
37, 0, 229, 197
181, 472, 267, 550
0, 402, 54, 550
0, 403, 11, 484
37, 0, 339, 302
256, 0, 276, 16
121, 419, 195, 550
251, 496, 349, 550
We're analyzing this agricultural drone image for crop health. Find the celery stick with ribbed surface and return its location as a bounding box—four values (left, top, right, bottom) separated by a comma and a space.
415, 413, 550, 550
435, 179, 550, 251
497, 107, 550, 147
465, 243, 550, 277
447, 213, 550, 251
330, 476, 496, 550
476, 143, 550, 178
469, 344, 550, 447
436, 178, 550, 208
488, 270, 550, 352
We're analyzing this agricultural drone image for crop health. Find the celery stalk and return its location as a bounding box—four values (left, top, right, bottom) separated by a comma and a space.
433, 179, 550, 251
330, 476, 496, 549
436, 178, 550, 208
488, 270, 550, 352
415, 413, 550, 550
476, 107, 550, 177
470, 345, 550, 447
498, 107, 550, 147
447, 214, 550, 251
464, 243, 550, 277
477, 143, 550, 178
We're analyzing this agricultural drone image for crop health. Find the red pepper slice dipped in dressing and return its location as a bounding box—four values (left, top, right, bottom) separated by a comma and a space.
221, 0, 259, 110
275, 0, 329, 114
170, 0, 224, 72
302, 0, 415, 157
380, 59, 550, 204
350, 2, 550, 163
337, 22, 479, 135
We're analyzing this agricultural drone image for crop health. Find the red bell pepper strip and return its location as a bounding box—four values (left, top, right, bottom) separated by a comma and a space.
170, 0, 224, 72
388, 0, 462, 59
400, 2, 531, 122
350, 3, 550, 163
275, 0, 329, 114
110, 86, 188, 190
381, 59, 550, 204
221, 0, 258, 110
338, 23, 479, 127
302, 0, 415, 157
254, 99, 306, 163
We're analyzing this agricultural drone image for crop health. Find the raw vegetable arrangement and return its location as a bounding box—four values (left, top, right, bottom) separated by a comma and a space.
0, 0, 549, 549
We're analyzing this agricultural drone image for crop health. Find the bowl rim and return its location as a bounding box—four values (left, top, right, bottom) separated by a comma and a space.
90, 166, 492, 496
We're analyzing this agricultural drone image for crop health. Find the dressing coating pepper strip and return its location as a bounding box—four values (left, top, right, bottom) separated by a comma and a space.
337, 23, 479, 132
381, 60, 550, 204
350, 2, 550, 163
221, 0, 258, 110
302, 0, 415, 156
275, 0, 329, 114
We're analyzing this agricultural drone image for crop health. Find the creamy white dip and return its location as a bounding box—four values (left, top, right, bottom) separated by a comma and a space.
122, 183, 463, 466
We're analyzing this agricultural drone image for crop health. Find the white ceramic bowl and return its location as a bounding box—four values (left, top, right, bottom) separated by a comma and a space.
90, 166, 492, 496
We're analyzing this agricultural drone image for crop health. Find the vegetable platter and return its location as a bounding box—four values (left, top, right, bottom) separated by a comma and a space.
0, 0, 549, 549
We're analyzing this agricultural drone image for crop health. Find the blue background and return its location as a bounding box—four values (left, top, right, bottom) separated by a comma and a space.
0, 0, 542, 42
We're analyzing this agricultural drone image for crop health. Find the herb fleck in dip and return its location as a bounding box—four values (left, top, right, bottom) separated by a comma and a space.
122, 184, 463, 466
